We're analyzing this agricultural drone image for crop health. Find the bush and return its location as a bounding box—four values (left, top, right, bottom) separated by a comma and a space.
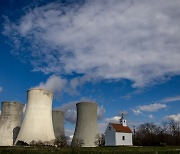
16, 140, 29, 146
54, 135, 69, 147
95, 134, 105, 147
71, 138, 84, 147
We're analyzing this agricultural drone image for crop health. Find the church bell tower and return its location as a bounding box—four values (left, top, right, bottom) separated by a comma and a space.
120, 112, 127, 126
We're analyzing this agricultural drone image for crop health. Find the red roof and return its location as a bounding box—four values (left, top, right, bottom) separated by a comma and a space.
110, 123, 132, 133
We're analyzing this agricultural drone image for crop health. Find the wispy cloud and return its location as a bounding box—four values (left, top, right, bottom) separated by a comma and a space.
104, 116, 121, 123
66, 75, 95, 95
164, 113, 180, 122
160, 95, 180, 103
132, 103, 167, 115
65, 129, 75, 138
138, 103, 167, 112
132, 95, 180, 115
104, 110, 129, 123
149, 114, 154, 119
132, 109, 142, 115
3, 0, 180, 88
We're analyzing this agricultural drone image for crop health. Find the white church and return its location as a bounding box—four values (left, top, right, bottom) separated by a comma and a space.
105, 113, 133, 146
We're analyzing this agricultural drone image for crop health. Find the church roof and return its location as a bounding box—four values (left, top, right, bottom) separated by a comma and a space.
110, 123, 132, 133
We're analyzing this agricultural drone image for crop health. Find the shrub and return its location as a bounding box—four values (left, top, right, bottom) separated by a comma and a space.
71, 138, 84, 147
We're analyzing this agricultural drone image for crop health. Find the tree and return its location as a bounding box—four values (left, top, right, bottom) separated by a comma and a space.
54, 135, 70, 147
71, 138, 84, 147
16, 140, 29, 146
29, 139, 55, 146
133, 123, 163, 146
29, 140, 36, 146
133, 121, 180, 146
95, 134, 105, 146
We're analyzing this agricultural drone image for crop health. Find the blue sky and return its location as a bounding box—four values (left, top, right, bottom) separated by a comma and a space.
0, 0, 180, 136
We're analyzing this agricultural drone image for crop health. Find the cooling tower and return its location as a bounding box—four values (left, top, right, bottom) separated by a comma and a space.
15, 88, 55, 144
52, 110, 65, 138
0, 101, 24, 146
72, 102, 99, 147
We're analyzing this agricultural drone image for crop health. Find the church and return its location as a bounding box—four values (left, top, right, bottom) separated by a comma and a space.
105, 114, 133, 146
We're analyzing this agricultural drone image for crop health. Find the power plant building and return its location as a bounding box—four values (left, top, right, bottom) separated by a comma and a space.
72, 102, 99, 147
0, 101, 24, 146
15, 88, 55, 144
52, 110, 65, 138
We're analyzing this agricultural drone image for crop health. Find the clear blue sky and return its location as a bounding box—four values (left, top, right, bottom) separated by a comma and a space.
0, 0, 180, 136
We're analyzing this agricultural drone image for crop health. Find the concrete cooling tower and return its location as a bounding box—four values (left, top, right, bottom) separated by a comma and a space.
72, 102, 99, 147
15, 88, 55, 144
52, 110, 65, 138
0, 101, 24, 146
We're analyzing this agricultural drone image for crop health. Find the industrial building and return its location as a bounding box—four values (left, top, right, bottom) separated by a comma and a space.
52, 110, 65, 138
15, 88, 55, 144
0, 101, 24, 146
72, 102, 99, 147
105, 114, 133, 146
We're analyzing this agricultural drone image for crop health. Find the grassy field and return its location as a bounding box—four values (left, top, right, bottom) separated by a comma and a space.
0, 146, 179, 154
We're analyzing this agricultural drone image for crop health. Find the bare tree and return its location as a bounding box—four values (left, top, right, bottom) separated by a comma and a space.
95, 134, 105, 147
133, 121, 180, 146
54, 135, 70, 147
29, 140, 36, 146
71, 138, 84, 147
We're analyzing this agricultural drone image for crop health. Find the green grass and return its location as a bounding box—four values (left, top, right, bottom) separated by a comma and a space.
0, 146, 179, 154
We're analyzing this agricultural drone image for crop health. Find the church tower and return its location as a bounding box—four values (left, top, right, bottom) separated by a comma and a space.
120, 113, 127, 126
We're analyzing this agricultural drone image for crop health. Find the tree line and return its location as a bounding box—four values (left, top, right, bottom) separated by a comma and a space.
133, 120, 180, 146
16, 120, 180, 147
